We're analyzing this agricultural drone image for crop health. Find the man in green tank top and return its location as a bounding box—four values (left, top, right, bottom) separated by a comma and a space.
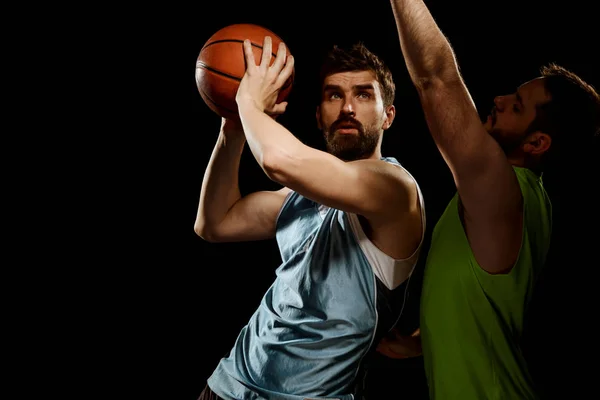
382, 1, 600, 398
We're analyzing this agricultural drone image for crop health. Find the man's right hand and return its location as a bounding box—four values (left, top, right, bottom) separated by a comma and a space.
221, 106, 286, 143
376, 328, 422, 359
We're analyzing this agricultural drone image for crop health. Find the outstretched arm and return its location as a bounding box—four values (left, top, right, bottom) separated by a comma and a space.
390, 0, 523, 274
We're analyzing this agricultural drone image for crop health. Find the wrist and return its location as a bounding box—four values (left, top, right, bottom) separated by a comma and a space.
219, 127, 246, 148
236, 95, 263, 114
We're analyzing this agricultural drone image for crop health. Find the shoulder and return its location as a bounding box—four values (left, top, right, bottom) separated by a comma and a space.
351, 158, 417, 187
512, 166, 551, 228
512, 167, 549, 208
351, 159, 422, 220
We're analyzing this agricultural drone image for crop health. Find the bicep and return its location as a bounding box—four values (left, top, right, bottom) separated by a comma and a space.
418, 78, 523, 272
268, 153, 415, 221
209, 187, 291, 242
418, 77, 521, 216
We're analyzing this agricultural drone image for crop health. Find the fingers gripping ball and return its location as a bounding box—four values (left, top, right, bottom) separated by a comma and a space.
195, 23, 294, 119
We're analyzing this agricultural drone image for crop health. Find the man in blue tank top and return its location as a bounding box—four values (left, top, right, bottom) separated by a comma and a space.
195, 38, 425, 400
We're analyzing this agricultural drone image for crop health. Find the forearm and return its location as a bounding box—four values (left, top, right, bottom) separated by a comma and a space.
390, 0, 487, 170
390, 0, 459, 86
236, 98, 305, 182
194, 129, 246, 238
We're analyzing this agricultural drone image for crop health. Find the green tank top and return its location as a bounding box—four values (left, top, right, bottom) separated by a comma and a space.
421, 167, 552, 400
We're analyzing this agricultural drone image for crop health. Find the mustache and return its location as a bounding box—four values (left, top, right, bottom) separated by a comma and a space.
330, 117, 364, 133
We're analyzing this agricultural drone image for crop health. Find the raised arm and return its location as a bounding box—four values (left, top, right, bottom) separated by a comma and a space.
194, 117, 291, 243
390, 0, 523, 274
234, 37, 418, 230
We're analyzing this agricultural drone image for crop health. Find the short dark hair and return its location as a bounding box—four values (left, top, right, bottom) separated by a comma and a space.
529, 63, 600, 165
318, 42, 396, 107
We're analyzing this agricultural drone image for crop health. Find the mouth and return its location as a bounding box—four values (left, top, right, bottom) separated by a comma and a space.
486, 108, 496, 126
336, 127, 359, 135
333, 121, 361, 135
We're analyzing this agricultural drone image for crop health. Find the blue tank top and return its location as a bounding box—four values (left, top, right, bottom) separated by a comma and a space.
207, 157, 423, 400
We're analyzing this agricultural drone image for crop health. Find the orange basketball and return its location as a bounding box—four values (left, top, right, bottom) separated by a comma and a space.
195, 23, 294, 120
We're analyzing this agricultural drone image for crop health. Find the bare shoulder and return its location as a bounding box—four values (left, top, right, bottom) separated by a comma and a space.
351, 158, 421, 220
275, 186, 293, 198
352, 158, 418, 189
351, 159, 423, 260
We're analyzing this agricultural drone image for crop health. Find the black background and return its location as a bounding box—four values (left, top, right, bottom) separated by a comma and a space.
98, 1, 599, 399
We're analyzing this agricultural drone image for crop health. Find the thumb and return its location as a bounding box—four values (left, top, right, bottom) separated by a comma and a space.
270, 102, 288, 116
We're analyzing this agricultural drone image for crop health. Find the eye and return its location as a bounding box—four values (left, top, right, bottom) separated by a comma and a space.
358, 92, 371, 99
329, 92, 342, 100
513, 104, 520, 113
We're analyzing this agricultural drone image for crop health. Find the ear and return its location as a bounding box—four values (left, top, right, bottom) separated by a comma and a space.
382, 105, 396, 130
522, 131, 552, 156
316, 106, 322, 130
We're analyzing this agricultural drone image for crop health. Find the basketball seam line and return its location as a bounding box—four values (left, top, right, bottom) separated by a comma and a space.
200, 87, 236, 114
199, 39, 294, 89
201, 39, 276, 56
196, 59, 294, 90
197, 61, 241, 82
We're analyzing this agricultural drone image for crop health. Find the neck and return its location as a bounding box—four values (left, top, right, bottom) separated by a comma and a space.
507, 154, 542, 175
369, 148, 383, 160
506, 155, 525, 168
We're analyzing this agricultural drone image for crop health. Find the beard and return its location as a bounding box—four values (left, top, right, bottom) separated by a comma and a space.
323, 117, 380, 161
488, 127, 529, 155
485, 108, 529, 156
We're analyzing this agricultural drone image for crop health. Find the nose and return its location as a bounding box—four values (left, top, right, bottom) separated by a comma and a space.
341, 98, 355, 116
493, 96, 505, 112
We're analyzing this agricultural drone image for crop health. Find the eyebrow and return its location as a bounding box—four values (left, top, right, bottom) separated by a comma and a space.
354, 84, 375, 91
323, 83, 375, 92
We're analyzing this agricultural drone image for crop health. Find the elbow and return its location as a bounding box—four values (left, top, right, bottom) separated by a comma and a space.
414, 72, 463, 101
261, 150, 293, 186
193, 220, 220, 243
415, 57, 461, 91
416, 72, 457, 90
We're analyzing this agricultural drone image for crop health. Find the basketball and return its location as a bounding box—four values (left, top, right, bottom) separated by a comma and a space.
195, 23, 294, 120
